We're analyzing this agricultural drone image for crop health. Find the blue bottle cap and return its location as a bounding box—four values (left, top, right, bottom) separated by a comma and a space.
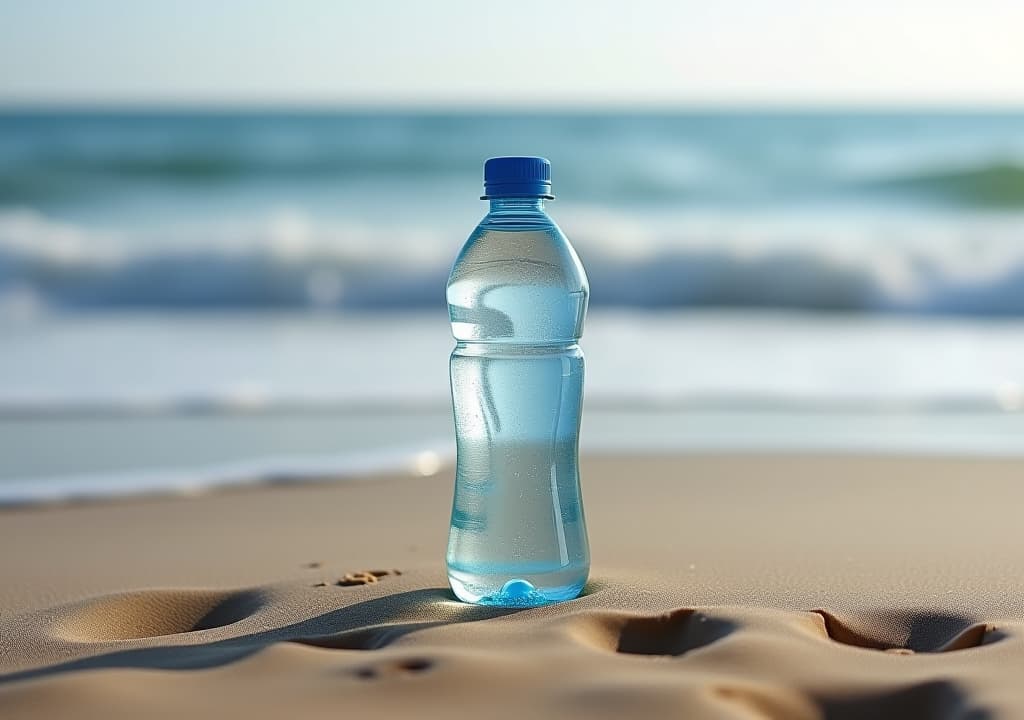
482, 156, 555, 200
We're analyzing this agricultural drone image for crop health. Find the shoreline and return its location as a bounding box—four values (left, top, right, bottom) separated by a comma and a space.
6, 409, 1024, 506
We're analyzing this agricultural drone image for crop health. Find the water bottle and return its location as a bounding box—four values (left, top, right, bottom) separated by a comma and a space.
446, 156, 590, 607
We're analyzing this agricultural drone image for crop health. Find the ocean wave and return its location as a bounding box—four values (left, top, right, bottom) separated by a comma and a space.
3, 209, 1024, 316
0, 153, 472, 206
18, 149, 471, 181
5, 129, 1024, 209
7, 154, 1024, 208
860, 162, 1024, 208
6, 110, 1024, 213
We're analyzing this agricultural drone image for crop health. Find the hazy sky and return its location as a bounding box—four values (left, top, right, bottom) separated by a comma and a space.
1, 0, 1022, 106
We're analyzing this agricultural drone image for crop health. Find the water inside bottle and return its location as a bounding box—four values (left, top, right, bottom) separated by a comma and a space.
446, 223, 589, 607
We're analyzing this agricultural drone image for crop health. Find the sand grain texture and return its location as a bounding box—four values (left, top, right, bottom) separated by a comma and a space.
1, 454, 1023, 718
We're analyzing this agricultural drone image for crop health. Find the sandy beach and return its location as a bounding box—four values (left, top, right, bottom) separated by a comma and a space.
1, 452, 1022, 718
5, 2, 1024, 716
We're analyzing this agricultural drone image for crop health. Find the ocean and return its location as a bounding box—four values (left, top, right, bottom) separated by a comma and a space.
2, 110, 1024, 501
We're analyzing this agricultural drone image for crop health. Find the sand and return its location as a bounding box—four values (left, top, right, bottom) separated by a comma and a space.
2, 453, 1024, 718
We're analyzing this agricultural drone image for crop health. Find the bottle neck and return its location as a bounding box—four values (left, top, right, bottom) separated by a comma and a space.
487, 197, 547, 214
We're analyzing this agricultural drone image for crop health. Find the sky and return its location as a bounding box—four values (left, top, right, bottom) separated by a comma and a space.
1, 0, 1023, 107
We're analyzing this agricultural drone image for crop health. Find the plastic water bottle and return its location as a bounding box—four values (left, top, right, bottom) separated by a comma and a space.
446, 156, 590, 607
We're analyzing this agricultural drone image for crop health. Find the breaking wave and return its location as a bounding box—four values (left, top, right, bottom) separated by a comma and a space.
3, 209, 1024, 316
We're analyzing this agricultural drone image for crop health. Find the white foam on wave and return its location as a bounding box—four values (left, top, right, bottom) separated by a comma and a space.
0, 444, 454, 507
4, 207, 1024, 314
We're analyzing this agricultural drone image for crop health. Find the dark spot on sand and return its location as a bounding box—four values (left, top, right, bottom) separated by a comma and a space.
397, 658, 433, 673
349, 658, 433, 681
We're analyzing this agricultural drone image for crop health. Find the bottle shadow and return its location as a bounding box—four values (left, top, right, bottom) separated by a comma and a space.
0, 588, 523, 686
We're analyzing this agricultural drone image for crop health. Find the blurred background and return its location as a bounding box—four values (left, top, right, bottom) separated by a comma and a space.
2, 0, 1024, 501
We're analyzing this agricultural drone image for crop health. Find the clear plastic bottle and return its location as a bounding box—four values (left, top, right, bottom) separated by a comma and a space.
446, 156, 589, 607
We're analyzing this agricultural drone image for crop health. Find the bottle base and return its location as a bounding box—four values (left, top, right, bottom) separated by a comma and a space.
448, 568, 587, 608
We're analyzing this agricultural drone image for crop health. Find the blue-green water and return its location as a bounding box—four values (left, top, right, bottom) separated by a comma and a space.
3, 110, 1024, 314
3, 110, 1024, 502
